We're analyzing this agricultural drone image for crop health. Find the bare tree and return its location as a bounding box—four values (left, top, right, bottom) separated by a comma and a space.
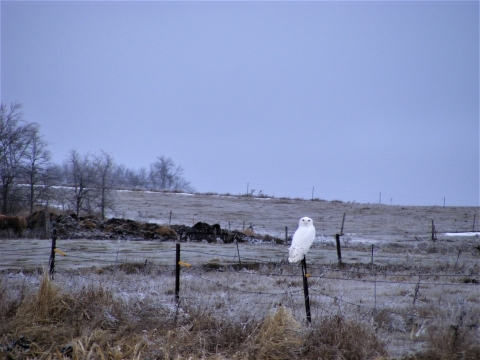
110, 163, 127, 188
125, 167, 148, 189
42, 164, 67, 212
0, 103, 36, 214
149, 156, 192, 191
64, 150, 98, 216
23, 124, 51, 214
94, 150, 115, 220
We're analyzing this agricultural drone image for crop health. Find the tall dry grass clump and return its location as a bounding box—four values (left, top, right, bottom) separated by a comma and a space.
1, 273, 146, 359
304, 314, 388, 360
248, 305, 304, 359
247, 307, 388, 360
155, 305, 254, 358
11, 273, 76, 344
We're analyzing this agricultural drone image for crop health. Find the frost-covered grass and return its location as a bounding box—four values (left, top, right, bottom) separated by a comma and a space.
2, 191, 480, 358
1, 245, 479, 359
1, 269, 389, 359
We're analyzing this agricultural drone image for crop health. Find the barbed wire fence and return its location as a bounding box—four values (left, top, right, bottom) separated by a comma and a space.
2, 232, 478, 330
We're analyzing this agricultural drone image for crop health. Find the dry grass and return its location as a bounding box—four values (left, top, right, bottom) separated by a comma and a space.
155, 226, 178, 239
0, 273, 146, 359
304, 314, 388, 359
403, 307, 480, 360
248, 306, 303, 359
1, 266, 479, 360
1, 272, 391, 360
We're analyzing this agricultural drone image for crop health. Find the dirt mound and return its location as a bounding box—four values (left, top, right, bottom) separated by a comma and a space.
171, 222, 278, 243
25, 212, 280, 243
25, 213, 178, 241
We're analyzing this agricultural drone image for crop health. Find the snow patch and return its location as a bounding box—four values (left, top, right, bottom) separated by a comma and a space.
443, 232, 480, 237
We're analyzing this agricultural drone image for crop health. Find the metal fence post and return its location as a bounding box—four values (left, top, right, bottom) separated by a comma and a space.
49, 225, 57, 278
175, 243, 180, 302
335, 234, 342, 265
301, 256, 312, 323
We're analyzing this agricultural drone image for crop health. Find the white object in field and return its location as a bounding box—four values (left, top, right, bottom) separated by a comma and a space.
288, 217, 315, 263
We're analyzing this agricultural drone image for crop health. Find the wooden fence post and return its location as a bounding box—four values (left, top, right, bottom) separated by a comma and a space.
175, 243, 180, 302
285, 226, 288, 244
335, 234, 342, 265
301, 256, 311, 323
431, 220, 437, 241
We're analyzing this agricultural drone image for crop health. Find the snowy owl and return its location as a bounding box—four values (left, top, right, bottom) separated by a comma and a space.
288, 217, 315, 263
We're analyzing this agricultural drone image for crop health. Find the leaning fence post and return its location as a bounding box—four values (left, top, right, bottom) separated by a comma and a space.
301, 256, 312, 323
175, 243, 180, 302
335, 234, 342, 265
340, 212, 346, 235
49, 225, 57, 278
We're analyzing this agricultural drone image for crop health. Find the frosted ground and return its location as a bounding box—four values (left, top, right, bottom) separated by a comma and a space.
2, 190, 479, 358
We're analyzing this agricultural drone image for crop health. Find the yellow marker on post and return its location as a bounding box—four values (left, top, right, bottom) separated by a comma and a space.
178, 261, 191, 268
54, 249, 66, 256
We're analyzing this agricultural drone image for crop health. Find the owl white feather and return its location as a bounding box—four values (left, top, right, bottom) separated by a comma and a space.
288, 217, 315, 263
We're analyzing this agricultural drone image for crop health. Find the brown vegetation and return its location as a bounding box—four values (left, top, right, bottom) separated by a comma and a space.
2, 267, 478, 360
0, 215, 27, 236
0, 272, 391, 360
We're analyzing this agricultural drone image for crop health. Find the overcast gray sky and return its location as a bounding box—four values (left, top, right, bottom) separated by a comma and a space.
1, 1, 478, 206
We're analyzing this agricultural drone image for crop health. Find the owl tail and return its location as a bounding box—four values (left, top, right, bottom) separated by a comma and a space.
288, 247, 303, 263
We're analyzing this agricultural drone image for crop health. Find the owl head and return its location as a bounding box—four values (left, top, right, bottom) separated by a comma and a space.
299, 217, 313, 227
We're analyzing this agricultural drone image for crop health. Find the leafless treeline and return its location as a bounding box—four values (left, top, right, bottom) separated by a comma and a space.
0, 102, 193, 217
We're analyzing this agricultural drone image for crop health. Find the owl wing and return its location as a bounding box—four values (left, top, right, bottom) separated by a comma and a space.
288, 226, 316, 263
288, 246, 304, 263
